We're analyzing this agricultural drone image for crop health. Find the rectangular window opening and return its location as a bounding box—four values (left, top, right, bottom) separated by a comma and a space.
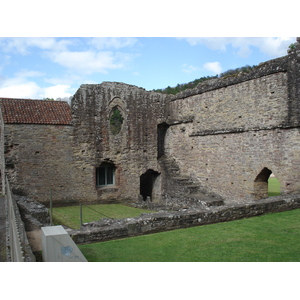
96, 164, 115, 187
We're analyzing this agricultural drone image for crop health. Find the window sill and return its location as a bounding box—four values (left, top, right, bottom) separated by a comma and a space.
96, 185, 118, 192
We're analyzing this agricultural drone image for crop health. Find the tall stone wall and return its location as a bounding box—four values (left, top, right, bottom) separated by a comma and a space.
71, 82, 167, 203
168, 72, 288, 133
165, 124, 300, 202
0, 106, 5, 194
164, 52, 300, 203
4, 124, 81, 204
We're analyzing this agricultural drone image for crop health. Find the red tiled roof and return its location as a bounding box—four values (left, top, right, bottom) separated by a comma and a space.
0, 98, 72, 125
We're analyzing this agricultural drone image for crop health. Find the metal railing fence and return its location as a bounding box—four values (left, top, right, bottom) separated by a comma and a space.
5, 176, 25, 262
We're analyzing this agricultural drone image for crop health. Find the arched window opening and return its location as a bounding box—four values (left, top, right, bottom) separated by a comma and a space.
254, 167, 281, 200
110, 106, 124, 135
96, 162, 116, 187
140, 169, 160, 201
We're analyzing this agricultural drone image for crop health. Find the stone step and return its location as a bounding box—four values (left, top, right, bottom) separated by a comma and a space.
173, 176, 191, 182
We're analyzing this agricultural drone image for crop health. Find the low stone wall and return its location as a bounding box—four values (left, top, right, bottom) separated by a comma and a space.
16, 196, 50, 231
70, 193, 300, 244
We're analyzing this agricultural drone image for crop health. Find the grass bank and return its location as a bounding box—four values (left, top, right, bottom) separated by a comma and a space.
79, 208, 300, 262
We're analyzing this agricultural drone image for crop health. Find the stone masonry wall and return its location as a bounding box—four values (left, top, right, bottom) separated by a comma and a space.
3, 40, 300, 206
71, 193, 300, 244
4, 124, 80, 204
165, 124, 300, 202
162, 52, 300, 203
0, 106, 5, 194
168, 72, 289, 133
71, 82, 168, 203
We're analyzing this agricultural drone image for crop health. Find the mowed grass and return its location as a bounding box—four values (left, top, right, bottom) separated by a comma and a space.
79, 208, 300, 262
268, 177, 281, 197
52, 204, 154, 229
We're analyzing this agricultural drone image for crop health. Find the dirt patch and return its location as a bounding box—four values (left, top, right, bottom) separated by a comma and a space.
26, 230, 42, 252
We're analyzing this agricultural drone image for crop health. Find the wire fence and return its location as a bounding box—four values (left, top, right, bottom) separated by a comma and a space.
48, 191, 114, 228
79, 204, 112, 226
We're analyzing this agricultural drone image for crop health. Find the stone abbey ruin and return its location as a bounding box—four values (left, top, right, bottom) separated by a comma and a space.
1, 38, 300, 219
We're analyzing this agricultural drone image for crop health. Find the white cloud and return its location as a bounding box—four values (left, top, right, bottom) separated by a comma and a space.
182, 64, 199, 73
254, 37, 294, 57
89, 37, 138, 50
203, 61, 222, 74
180, 37, 295, 58
43, 84, 72, 99
0, 73, 73, 99
0, 37, 137, 77
48, 50, 131, 74
181, 37, 228, 51
0, 37, 71, 55
15, 70, 45, 78
0, 81, 40, 98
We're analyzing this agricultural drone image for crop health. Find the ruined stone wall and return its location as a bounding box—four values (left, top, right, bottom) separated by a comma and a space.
164, 53, 300, 203
0, 107, 5, 194
168, 72, 289, 133
165, 124, 300, 202
71, 194, 300, 244
3, 41, 300, 206
71, 82, 168, 203
3, 123, 83, 204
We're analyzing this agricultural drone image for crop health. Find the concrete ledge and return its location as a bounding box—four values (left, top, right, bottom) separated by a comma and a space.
42, 225, 87, 262
70, 193, 300, 244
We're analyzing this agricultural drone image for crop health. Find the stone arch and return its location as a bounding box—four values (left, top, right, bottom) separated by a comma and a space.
109, 106, 124, 135
108, 97, 126, 136
140, 169, 160, 201
254, 167, 280, 200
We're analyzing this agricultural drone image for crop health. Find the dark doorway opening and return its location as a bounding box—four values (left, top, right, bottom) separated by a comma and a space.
157, 123, 170, 159
140, 169, 160, 201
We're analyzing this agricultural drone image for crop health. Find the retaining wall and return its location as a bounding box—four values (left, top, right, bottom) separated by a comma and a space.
70, 194, 300, 244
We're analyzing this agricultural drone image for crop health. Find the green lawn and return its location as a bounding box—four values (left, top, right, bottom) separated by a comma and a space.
52, 204, 154, 229
268, 177, 281, 197
79, 208, 300, 262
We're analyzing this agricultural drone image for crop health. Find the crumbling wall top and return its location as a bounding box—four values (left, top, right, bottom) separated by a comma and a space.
171, 55, 289, 100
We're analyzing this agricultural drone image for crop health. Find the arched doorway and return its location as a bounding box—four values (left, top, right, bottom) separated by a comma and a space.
268, 173, 281, 197
254, 167, 281, 200
140, 169, 160, 201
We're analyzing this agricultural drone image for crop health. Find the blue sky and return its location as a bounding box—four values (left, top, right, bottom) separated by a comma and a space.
0, 37, 296, 100
0, 1, 297, 101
